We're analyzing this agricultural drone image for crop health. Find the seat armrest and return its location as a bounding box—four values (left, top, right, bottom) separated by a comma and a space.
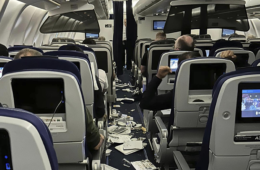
173, 151, 191, 170
155, 116, 168, 138
91, 129, 106, 170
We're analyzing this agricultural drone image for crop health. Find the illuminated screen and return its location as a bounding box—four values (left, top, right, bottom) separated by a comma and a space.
0, 68, 3, 78
241, 89, 260, 118
86, 33, 99, 39
170, 59, 178, 72
153, 21, 166, 30
222, 29, 235, 37
206, 50, 210, 57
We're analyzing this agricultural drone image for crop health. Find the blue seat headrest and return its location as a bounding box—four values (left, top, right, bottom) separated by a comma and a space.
58, 45, 94, 53
209, 40, 243, 56
0, 108, 58, 170
44, 50, 89, 60
3, 57, 81, 84
8, 46, 43, 54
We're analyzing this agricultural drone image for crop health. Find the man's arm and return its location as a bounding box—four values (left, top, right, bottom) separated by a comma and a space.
140, 66, 173, 111
85, 109, 104, 150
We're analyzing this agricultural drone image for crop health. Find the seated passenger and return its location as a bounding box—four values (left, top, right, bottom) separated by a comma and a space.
14, 48, 42, 60
82, 38, 96, 45
0, 44, 9, 57
98, 36, 106, 41
12, 47, 105, 151
140, 52, 200, 110
220, 50, 250, 69
62, 45, 106, 119
141, 32, 167, 76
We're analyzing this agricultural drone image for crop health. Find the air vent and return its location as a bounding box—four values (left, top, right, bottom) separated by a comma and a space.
71, 4, 78, 10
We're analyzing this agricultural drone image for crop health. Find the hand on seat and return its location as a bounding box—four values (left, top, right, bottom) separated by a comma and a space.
94, 134, 105, 150
156, 66, 172, 79
220, 50, 237, 59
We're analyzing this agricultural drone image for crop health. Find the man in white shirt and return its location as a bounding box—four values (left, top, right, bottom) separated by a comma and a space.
98, 69, 108, 93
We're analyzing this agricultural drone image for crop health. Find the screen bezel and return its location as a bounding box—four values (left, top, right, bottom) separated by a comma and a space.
236, 83, 260, 123
168, 56, 179, 73
222, 29, 235, 37
153, 20, 166, 30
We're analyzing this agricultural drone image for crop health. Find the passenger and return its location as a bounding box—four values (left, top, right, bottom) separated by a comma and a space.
141, 32, 167, 76
174, 35, 195, 51
0, 44, 9, 57
140, 52, 200, 110
82, 38, 96, 45
13, 46, 105, 151
247, 34, 256, 42
62, 45, 107, 117
14, 48, 42, 60
98, 36, 106, 41
220, 50, 250, 69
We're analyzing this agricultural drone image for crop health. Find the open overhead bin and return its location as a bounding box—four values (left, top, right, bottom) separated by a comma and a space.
40, 2, 100, 34
164, 0, 249, 34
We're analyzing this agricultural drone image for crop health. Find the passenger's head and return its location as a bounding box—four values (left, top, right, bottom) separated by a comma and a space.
155, 32, 166, 41
0, 44, 9, 57
247, 34, 256, 41
14, 48, 42, 60
178, 51, 200, 65
175, 35, 195, 51
98, 36, 106, 41
63, 45, 83, 53
82, 38, 96, 45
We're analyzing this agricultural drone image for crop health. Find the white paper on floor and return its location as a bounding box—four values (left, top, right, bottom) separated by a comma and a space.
108, 126, 131, 135
123, 141, 143, 150
131, 160, 157, 170
115, 143, 147, 155
102, 164, 118, 170
108, 134, 132, 144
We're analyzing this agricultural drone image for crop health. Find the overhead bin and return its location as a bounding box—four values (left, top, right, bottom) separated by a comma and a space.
40, 3, 100, 34
164, 0, 249, 34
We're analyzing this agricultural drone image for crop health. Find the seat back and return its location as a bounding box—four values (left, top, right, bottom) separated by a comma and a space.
44, 51, 96, 116
209, 40, 243, 56
229, 37, 246, 42
140, 42, 151, 68
215, 49, 255, 65
252, 59, 260, 67
157, 51, 189, 94
197, 67, 260, 170
137, 40, 153, 66
0, 57, 12, 78
168, 58, 235, 150
147, 45, 174, 82
0, 58, 87, 164
88, 45, 115, 102
0, 108, 58, 170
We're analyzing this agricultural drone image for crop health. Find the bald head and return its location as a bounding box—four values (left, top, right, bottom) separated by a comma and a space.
175, 35, 195, 51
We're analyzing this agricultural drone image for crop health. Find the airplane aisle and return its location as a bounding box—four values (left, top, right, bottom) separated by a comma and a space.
105, 69, 159, 170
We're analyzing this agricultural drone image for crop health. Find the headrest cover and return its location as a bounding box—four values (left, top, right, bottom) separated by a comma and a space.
0, 108, 58, 170
150, 40, 175, 46
3, 57, 81, 83
58, 45, 94, 53
8, 46, 43, 54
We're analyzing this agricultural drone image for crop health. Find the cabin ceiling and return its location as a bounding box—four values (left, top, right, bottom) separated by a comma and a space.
17, 0, 109, 19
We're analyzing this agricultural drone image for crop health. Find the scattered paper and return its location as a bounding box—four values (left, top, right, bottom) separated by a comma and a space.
115, 143, 147, 155
108, 134, 132, 143
102, 164, 118, 170
123, 141, 143, 150
106, 149, 112, 156
131, 109, 135, 112
113, 105, 121, 108
131, 160, 157, 170
161, 109, 171, 116
108, 126, 131, 135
